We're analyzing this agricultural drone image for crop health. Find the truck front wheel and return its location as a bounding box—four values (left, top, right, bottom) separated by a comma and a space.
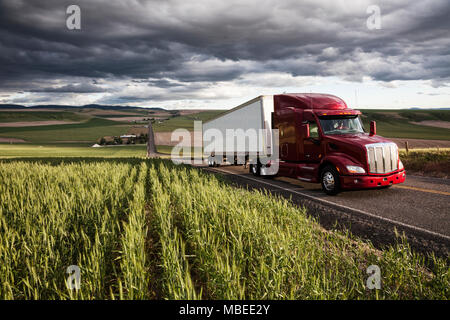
320, 166, 341, 195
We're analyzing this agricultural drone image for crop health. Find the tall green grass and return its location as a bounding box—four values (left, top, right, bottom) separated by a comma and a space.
149, 163, 200, 299
400, 148, 450, 178
117, 162, 151, 299
148, 161, 449, 299
0, 158, 448, 299
0, 161, 142, 299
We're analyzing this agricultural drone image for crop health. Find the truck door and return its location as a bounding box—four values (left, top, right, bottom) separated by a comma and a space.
303, 120, 322, 162
274, 109, 299, 162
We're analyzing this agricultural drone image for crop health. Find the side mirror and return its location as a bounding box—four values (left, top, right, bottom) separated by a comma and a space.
370, 121, 376, 136
303, 123, 310, 139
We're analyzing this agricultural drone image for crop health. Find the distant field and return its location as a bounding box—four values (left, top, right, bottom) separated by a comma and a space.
0, 107, 220, 143
360, 109, 450, 140
0, 118, 131, 143
0, 144, 147, 158
0, 111, 90, 123
0, 144, 190, 158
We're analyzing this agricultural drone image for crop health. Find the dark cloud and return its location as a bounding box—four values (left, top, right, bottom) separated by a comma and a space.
0, 0, 449, 105
31, 82, 105, 93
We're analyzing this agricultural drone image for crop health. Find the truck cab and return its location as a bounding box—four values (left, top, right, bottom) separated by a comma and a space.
271, 93, 406, 194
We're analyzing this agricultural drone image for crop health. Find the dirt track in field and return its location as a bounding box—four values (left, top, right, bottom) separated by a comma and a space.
105, 117, 149, 122
411, 120, 450, 129
0, 137, 26, 143
0, 121, 80, 127
389, 138, 450, 149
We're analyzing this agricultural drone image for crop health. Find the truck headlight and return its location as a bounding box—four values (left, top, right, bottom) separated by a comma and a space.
346, 165, 366, 174
399, 160, 404, 170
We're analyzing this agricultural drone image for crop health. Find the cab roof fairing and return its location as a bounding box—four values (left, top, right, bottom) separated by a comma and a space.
274, 93, 349, 111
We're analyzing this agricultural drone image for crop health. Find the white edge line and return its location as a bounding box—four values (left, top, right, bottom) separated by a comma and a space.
208, 166, 450, 242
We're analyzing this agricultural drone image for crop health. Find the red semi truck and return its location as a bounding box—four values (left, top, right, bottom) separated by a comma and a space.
202, 93, 406, 194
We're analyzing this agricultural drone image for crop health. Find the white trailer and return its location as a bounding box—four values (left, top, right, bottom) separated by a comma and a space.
202, 95, 275, 169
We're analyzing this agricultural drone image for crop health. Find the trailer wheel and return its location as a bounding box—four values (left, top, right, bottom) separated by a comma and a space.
250, 163, 261, 176
208, 156, 219, 167
320, 166, 341, 195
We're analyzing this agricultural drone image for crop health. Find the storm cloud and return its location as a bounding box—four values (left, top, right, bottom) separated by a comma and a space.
0, 0, 449, 107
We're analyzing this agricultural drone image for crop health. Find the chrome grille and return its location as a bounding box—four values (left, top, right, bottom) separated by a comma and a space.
366, 143, 398, 174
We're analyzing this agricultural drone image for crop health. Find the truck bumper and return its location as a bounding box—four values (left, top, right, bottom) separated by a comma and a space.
340, 170, 406, 190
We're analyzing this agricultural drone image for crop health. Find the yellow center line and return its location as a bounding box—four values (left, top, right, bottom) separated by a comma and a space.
393, 185, 450, 196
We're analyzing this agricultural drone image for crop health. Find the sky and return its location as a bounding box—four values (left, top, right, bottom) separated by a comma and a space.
0, 0, 449, 110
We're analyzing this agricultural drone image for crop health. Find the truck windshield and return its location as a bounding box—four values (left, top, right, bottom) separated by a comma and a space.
318, 115, 364, 135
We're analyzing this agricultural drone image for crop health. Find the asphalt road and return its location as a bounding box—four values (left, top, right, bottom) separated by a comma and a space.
197, 164, 450, 255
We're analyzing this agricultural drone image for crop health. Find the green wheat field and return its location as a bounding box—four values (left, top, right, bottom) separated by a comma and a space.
0, 158, 448, 299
